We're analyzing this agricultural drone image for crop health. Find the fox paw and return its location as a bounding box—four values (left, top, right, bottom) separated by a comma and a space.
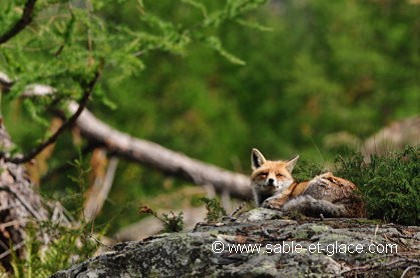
262, 198, 283, 210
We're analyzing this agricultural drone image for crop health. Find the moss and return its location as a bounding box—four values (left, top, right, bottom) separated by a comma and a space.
310, 225, 330, 233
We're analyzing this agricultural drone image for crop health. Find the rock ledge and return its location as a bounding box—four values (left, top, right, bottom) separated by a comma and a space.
52, 208, 420, 277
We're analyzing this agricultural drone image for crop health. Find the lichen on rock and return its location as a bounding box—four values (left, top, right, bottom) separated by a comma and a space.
52, 208, 420, 277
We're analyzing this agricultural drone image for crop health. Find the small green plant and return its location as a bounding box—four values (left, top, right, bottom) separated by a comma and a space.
9, 153, 105, 278
11, 221, 101, 278
65, 152, 91, 216
335, 146, 419, 225
138, 206, 184, 233
200, 197, 227, 222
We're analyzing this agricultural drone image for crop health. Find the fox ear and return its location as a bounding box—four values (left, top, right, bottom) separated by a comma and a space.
286, 155, 299, 173
251, 148, 267, 170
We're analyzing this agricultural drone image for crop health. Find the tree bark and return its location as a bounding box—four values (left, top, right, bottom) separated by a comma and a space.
0, 123, 49, 270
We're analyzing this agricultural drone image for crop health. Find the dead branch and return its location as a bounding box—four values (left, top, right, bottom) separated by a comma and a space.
68, 102, 251, 199
0, 0, 38, 44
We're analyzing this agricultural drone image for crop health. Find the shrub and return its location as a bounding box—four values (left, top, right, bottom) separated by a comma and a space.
200, 197, 227, 222
293, 159, 325, 183
335, 146, 419, 225
138, 206, 184, 233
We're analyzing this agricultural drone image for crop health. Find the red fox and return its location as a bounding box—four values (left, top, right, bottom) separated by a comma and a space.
251, 148, 366, 218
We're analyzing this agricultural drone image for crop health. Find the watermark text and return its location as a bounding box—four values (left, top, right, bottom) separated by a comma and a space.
211, 240, 398, 257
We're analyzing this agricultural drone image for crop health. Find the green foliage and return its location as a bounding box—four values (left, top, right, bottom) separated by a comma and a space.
138, 206, 184, 233
293, 159, 324, 183
215, 0, 420, 158
1, 0, 268, 150
11, 222, 100, 278
200, 197, 227, 222
68, 153, 90, 195
161, 211, 184, 233
55, 152, 91, 216
335, 146, 419, 226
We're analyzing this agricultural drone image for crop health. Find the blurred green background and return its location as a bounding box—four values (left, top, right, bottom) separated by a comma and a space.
1, 0, 419, 234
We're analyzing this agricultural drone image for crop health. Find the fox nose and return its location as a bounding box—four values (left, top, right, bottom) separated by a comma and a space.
267, 178, 275, 186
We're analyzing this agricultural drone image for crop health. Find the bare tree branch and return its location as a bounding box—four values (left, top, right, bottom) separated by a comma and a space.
0, 0, 38, 44
5, 69, 102, 164
69, 103, 251, 199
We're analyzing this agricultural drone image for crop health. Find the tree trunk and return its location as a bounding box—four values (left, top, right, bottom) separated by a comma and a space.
0, 123, 49, 270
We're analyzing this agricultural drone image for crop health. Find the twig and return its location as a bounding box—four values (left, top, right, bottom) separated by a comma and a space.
401, 265, 420, 278
88, 234, 112, 250
5, 67, 102, 164
0, 241, 25, 260
0, 0, 38, 44
229, 202, 246, 217
0, 219, 28, 230
341, 257, 420, 276
0, 185, 45, 220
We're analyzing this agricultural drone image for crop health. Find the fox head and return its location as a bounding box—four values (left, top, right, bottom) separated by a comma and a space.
251, 148, 299, 194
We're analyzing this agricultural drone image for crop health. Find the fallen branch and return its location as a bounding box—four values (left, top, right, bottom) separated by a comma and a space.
69, 102, 251, 199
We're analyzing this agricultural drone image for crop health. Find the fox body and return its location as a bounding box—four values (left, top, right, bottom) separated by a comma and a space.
251, 148, 366, 218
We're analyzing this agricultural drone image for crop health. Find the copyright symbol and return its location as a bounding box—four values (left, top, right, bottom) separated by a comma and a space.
212, 241, 225, 254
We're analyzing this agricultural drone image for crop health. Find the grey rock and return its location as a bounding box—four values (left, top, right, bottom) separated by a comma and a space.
52, 209, 420, 277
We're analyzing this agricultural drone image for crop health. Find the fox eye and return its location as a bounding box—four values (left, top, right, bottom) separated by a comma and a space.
258, 172, 268, 178
276, 173, 284, 178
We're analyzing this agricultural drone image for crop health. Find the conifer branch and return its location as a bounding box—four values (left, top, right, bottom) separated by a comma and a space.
6, 67, 102, 164
0, 0, 38, 44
